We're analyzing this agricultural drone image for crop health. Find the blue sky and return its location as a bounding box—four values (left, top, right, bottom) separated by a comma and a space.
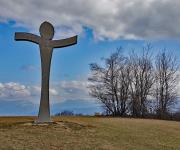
0, 0, 180, 115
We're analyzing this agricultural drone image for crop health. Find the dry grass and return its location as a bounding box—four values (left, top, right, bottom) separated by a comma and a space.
0, 116, 180, 150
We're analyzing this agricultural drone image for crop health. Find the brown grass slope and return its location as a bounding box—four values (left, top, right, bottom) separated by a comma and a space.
0, 116, 180, 150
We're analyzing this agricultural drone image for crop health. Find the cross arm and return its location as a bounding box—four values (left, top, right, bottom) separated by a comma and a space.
50, 35, 77, 48
15, 32, 40, 44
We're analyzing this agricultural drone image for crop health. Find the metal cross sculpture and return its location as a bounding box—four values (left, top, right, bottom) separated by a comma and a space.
15, 21, 77, 123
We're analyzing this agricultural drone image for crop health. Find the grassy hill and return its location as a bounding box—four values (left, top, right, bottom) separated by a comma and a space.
0, 116, 180, 150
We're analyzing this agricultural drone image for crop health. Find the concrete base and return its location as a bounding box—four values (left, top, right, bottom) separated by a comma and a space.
34, 119, 53, 124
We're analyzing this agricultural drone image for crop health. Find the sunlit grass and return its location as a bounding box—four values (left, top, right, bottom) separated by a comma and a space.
0, 116, 180, 150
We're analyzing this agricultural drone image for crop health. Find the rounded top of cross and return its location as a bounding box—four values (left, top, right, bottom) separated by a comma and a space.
39, 21, 54, 40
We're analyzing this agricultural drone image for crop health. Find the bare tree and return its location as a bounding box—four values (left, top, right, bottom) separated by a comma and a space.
88, 49, 130, 116
154, 51, 179, 119
128, 46, 154, 117
88, 46, 179, 119
118, 60, 131, 115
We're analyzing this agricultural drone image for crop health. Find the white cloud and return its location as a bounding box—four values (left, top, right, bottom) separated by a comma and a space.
0, 82, 31, 98
21, 65, 40, 72
0, 80, 92, 104
56, 80, 91, 101
0, 0, 180, 40
0, 82, 58, 100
